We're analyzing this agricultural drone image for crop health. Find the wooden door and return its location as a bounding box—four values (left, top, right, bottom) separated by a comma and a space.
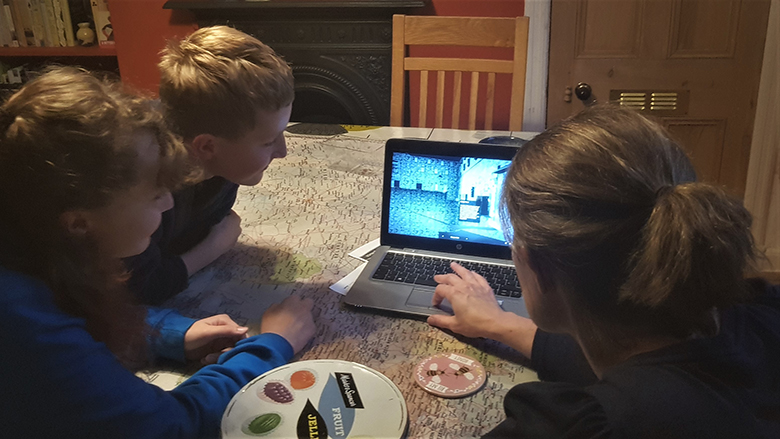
547, 0, 771, 197
744, 0, 780, 283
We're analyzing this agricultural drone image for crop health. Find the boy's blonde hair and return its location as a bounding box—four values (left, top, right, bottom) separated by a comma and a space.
159, 25, 294, 141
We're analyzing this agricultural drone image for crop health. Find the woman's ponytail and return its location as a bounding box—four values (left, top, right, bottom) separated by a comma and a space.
621, 183, 756, 334
503, 104, 760, 340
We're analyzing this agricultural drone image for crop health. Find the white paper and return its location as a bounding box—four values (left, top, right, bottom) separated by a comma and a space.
329, 262, 367, 295
348, 238, 381, 262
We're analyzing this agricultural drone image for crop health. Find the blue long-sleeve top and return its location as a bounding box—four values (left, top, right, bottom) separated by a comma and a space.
0, 266, 292, 438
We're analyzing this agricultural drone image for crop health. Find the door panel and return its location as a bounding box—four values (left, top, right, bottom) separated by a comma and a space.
664, 120, 726, 184
577, 0, 643, 57
670, 0, 741, 57
548, 0, 770, 196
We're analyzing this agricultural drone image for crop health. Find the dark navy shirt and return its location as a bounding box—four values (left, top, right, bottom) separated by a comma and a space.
485, 282, 780, 438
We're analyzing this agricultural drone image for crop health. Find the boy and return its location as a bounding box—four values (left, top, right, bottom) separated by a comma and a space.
125, 26, 294, 305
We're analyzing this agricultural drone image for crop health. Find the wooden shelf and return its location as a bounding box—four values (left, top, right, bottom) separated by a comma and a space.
0, 45, 117, 57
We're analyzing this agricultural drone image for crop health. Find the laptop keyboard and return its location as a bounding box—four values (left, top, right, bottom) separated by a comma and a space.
371, 252, 522, 298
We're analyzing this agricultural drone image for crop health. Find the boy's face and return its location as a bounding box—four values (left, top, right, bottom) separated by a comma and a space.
208, 104, 292, 186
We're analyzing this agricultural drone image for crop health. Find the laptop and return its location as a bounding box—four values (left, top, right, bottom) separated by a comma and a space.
344, 138, 529, 318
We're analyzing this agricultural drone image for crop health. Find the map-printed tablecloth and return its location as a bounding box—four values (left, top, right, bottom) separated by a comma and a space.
138, 127, 540, 438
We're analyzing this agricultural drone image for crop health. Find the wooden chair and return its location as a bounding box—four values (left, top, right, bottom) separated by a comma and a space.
390, 15, 530, 131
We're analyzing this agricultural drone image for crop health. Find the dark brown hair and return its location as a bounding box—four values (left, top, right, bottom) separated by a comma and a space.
158, 25, 295, 141
501, 104, 756, 342
0, 66, 189, 368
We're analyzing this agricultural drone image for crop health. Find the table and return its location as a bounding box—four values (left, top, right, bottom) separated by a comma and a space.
138, 125, 541, 438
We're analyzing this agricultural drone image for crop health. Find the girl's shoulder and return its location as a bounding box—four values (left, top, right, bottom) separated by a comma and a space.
0, 266, 52, 306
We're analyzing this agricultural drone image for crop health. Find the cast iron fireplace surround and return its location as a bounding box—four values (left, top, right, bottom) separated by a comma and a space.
164, 0, 427, 126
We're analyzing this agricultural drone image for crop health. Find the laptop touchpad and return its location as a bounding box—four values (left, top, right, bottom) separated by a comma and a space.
406, 288, 434, 308
406, 288, 454, 314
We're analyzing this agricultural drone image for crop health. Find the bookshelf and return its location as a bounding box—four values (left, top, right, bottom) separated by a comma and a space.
0, 0, 119, 88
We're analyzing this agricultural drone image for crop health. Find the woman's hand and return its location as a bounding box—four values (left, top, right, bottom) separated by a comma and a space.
427, 262, 509, 339
427, 262, 537, 357
260, 295, 316, 354
184, 314, 249, 364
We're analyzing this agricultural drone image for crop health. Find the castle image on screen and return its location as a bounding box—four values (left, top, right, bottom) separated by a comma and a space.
388, 153, 512, 246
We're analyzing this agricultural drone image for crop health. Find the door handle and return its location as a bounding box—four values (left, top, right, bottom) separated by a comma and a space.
575, 82, 592, 101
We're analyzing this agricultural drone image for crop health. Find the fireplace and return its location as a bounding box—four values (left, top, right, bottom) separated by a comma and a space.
164, 0, 427, 126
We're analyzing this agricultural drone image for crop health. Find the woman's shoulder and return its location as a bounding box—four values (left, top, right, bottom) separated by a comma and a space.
590, 360, 772, 439
487, 358, 774, 439
487, 374, 751, 438
745, 277, 780, 310
483, 381, 610, 439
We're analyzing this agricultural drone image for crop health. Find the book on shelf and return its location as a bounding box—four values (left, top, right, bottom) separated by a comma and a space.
0, 0, 27, 47
0, 5, 10, 46
33, 0, 56, 47
1, 0, 76, 48
53, 0, 73, 46
44, 0, 61, 46
61, 0, 75, 46
0, 1, 18, 46
11, 0, 36, 46
26, 0, 46, 46
89, 0, 111, 47
4, 0, 25, 46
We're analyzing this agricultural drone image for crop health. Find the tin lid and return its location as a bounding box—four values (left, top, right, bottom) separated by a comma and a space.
413, 352, 486, 398
222, 359, 408, 438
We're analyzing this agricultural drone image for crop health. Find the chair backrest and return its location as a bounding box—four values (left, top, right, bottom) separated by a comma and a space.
390, 15, 530, 131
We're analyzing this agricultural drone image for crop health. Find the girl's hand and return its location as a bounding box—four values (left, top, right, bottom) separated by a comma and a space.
184, 314, 249, 364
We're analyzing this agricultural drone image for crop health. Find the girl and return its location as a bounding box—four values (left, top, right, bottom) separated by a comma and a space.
429, 105, 779, 438
0, 67, 315, 438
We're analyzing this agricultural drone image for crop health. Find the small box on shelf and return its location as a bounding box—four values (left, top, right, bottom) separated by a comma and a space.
88, 0, 111, 47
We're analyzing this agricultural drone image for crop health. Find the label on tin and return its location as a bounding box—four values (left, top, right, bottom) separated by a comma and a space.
222, 360, 408, 438
413, 353, 486, 398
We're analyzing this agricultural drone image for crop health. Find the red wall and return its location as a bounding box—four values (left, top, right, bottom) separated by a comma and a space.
410, 0, 525, 130
111, 0, 525, 128
420, 0, 524, 17
109, 0, 197, 95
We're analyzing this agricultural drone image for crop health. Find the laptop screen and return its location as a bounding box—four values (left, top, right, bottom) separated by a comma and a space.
382, 139, 520, 259
388, 152, 512, 246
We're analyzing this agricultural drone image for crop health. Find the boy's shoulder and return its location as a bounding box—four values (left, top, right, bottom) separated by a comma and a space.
174, 176, 237, 203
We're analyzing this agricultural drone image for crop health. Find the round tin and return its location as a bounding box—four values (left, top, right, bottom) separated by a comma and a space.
413, 352, 486, 398
222, 360, 408, 438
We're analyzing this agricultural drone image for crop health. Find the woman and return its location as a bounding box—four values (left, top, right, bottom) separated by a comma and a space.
428, 105, 779, 438
0, 67, 315, 438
